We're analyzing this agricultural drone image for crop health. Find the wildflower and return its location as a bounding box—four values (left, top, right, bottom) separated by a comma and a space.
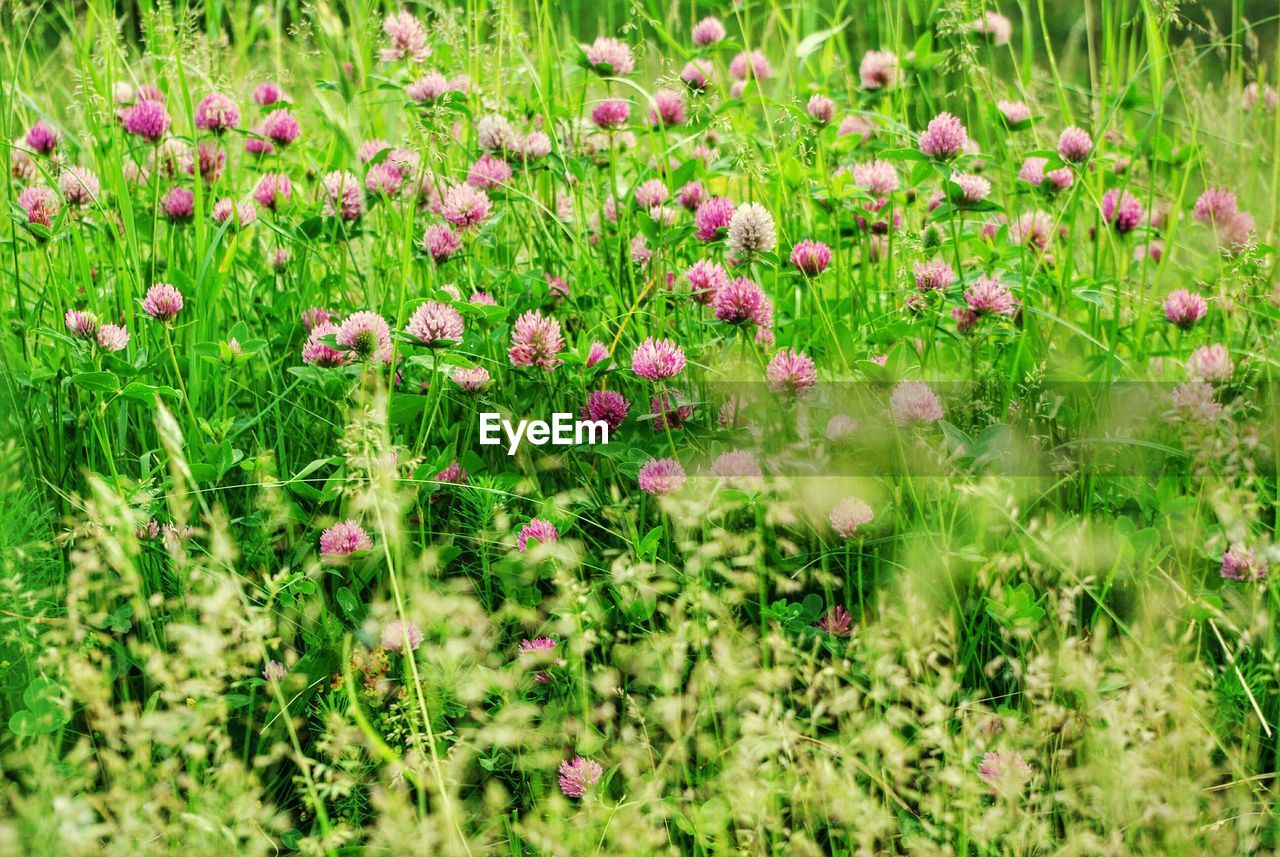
322, 171, 364, 221
694, 197, 734, 241
726, 202, 776, 256
859, 50, 898, 89
964, 276, 1016, 317
766, 348, 818, 397
638, 458, 686, 496
634, 179, 669, 209
1101, 189, 1143, 233
508, 310, 565, 370
691, 17, 726, 46
422, 223, 463, 262
839, 115, 873, 137
253, 81, 284, 105
585, 342, 610, 368
817, 605, 854, 636
591, 100, 630, 129
1168, 381, 1221, 423
517, 519, 559, 551
466, 153, 512, 190
252, 172, 291, 210
709, 449, 762, 483
477, 114, 519, 152
142, 283, 184, 322
211, 198, 256, 226
829, 497, 873, 538
952, 172, 991, 203
825, 414, 858, 444
713, 277, 767, 324
730, 50, 771, 81
1018, 157, 1047, 185
195, 92, 240, 133
997, 100, 1030, 125
807, 94, 836, 124
584, 37, 635, 75
365, 162, 403, 196
919, 112, 968, 159
650, 89, 686, 127
1010, 211, 1053, 251
65, 309, 98, 339
262, 109, 301, 145
558, 756, 604, 798
406, 301, 464, 347
1057, 126, 1092, 163
891, 381, 944, 426
18, 186, 58, 225
519, 637, 563, 682
408, 72, 451, 102
978, 751, 1032, 794
971, 11, 1013, 44
581, 390, 629, 430
680, 60, 713, 90
381, 11, 431, 62
25, 120, 59, 155
519, 131, 552, 160
59, 167, 100, 205
262, 660, 288, 681
1163, 290, 1207, 329
790, 240, 832, 276
1186, 344, 1233, 383
451, 366, 491, 392
852, 160, 899, 196
1221, 545, 1268, 581
685, 259, 729, 304
441, 183, 492, 229
631, 337, 686, 380
381, 619, 424, 653
336, 311, 393, 363
1192, 187, 1238, 225
650, 392, 693, 430
121, 99, 171, 142
913, 259, 955, 292
302, 322, 349, 367
319, 520, 372, 558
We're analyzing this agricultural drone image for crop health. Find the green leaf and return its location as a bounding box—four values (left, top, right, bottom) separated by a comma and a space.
69, 371, 120, 393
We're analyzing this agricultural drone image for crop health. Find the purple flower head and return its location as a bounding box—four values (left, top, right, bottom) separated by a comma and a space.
919, 112, 968, 159
1193, 187, 1238, 224
252, 172, 292, 210
1057, 126, 1093, 163
406, 301, 464, 347
122, 99, 171, 142
807, 94, 836, 124
262, 109, 300, 145
978, 751, 1032, 794
729, 50, 771, 81
634, 178, 669, 209
441, 182, 491, 229
262, 660, 288, 681
681, 60, 713, 90
336, 311, 393, 363
517, 518, 559, 552
467, 153, 512, 190
997, 100, 1030, 125
1101, 189, 1143, 233
691, 17, 726, 46
585, 341, 611, 368
322, 170, 364, 220
365, 162, 404, 197
952, 172, 991, 203
859, 50, 898, 89
591, 100, 630, 129
584, 37, 635, 75
852, 160, 899, 196
766, 348, 818, 398
422, 223, 463, 262
790, 240, 832, 276
142, 283, 184, 321
1163, 290, 1207, 329
253, 82, 284, 106
817, 605, 854, 636
891, 381, 944, 426
631, 337, 686, 380
650, 89, 687, 127
302, 321, 350, 367
195, 92, 240, 133
713, 277, 766, 325
558, 756, 604, 798
581, 389, 629, 430
319, 519, 372, 558
829, 497, 873, 538
451, 366, 492, 393
381, 11, 431, 62
1187, 343, 1233, 383
913, 259, 955, 292
381, 619, 424, 653
1221, 545, 1268, 581
508, 311, 564, 370
694, 197, 734, 241
964, 275, 1016, 317
26, 120, 59, 155
677, 181, 705, 211
59, 167, 100, 205
685, 259, 729, 305
638, 458, 686, 495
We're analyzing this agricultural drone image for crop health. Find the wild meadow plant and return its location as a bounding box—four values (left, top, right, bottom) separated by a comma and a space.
1, 0, 1279, 853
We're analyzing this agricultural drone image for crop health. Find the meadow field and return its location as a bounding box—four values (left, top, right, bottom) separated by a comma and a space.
1, 0, 1279, 853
